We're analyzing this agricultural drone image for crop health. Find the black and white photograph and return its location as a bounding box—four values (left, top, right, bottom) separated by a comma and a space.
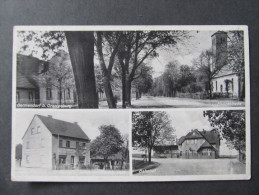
132, 109, 249, 178
12, 110, 130, 181
14, 26, 249, 109
11, 25, 250, 182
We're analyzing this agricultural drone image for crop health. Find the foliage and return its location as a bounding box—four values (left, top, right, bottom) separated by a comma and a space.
90, 125, 124, 160
151, 61, 197, 96
132, 111, 175, 162
203, 110, 245, 152
17, 31, 66, 60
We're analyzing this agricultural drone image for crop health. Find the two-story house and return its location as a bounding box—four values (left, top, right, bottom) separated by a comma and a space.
22, 114, 90, 169
178, 129, 220, 159
16, 54, 76, 107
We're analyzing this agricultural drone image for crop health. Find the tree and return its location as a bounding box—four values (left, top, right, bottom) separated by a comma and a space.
227, 31, 245, 100
132, 64, 153, 99
17, 30, 98, 108
204, 110, 246, 160
95, 31, 122, 108
120, 134, 129, 169
132, 111, 175, 163
65, 31, 98, 108
193, 49, 227, 99
90, 125, 124, 169
38, 50, 75, 106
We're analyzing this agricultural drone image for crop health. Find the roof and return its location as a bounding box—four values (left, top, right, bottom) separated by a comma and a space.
197, 141, 217, 152
211, 31, 227, 37
199, 130, 219, 144
16, 54, 44, 89
178, 129, 219, 145
37, 115, 90, 141
177, 136, 185, 145
16, 71, 38, 89
153, 145, 178, 152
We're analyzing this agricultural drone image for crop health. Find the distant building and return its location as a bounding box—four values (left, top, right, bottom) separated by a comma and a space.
16, 54, 76, 106
178, 129, 220, 159
210, 31, 240, 98
22, 114, 90, 169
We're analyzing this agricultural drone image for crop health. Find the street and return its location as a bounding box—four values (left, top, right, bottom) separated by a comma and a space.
135, 158, 246, 176
100, 95, 245, 108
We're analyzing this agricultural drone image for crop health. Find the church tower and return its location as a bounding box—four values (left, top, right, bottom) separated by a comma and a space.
211, 31, 228, 71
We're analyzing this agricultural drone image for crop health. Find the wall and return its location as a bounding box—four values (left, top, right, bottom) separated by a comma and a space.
21, 115, 52, 168
52, 135, 90, 169
16, 89, 38, 104
212, 74, 239, 97
39, 87, 75, 106
179, 138, 206, 153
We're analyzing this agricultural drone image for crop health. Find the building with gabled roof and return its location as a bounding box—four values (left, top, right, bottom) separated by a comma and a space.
16, 54, 76, 106
210, 31, 240, 98
22, 114, 90, 169
177, 129, 220, 159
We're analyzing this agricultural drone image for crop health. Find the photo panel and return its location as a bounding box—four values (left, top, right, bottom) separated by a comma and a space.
131, 109, 250, 180
13, 26, 249, 110
12, 25, 250, 182
12, 109, 131, 181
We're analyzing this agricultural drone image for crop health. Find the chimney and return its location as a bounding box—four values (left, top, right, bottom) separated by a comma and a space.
48, 115, 52, 118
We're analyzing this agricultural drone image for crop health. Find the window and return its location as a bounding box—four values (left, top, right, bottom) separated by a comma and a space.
26, 141, 30, 149
31, 128, 37, 135
67, 88, 71, 99
216, 81, 218, 91
232, 78, 234, 92
82, 143, 86, 149
16, 92, 20, 103
66, 141, 70, 148
57, 90, 62, 99
220, 85, 223, 92
37, 126, 41, 133
59, 139, 63, 148
59, 155, 66, 164
71, 156, 74, 164
28, 91, 34, 102
26, 155, 30, 163
46, 88, 52, 100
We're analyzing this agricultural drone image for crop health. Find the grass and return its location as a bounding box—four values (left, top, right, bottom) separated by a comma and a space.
132, 159, 160, 174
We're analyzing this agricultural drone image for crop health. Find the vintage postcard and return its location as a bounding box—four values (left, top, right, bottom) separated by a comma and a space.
12, 25, 250, 181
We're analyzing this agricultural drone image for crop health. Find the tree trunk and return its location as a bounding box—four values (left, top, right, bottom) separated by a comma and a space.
121, 67, 127, 108
148, 147, 152, 163
238, 72, 245, 101
103, 75, 117, 108
208, 80, 212, 99
126, 79, 132, 106
59, 79, 62, 106
65, 31, 98, 108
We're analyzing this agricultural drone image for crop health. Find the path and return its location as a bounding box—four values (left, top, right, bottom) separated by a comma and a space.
135, 158, 246, 175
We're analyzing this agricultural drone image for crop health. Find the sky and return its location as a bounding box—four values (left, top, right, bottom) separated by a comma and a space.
165, 110, 238, 155
14, 110, 130, 145
150, 31, 214, 77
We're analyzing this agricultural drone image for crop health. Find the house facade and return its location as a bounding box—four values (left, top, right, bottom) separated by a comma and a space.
16, 54, 76, 107
210, 31, 240, 98
22, 115, 90, 169
178, 129, 220, 159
